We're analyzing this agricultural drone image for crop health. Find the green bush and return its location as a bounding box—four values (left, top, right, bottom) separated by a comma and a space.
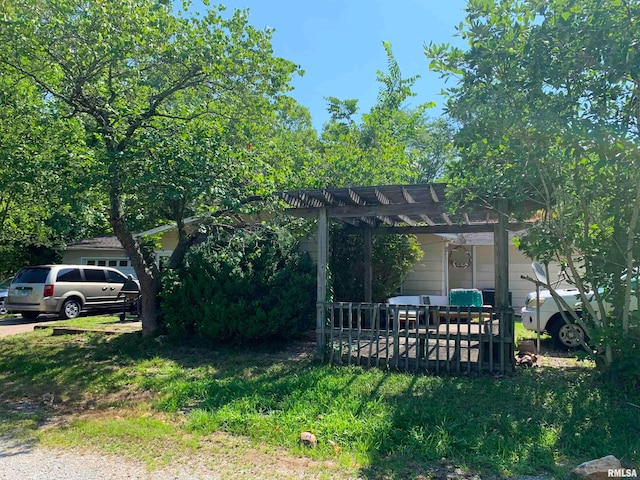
160, 225, 316, 344
329, 226, 423, 302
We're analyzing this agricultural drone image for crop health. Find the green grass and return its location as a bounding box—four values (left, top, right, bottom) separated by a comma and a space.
44, 315, 125, 329
0, 321, 638, 478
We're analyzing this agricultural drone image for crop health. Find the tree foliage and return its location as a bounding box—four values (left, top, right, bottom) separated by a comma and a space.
298, 42, 456, 188
0, 67, 107, 275
0, 0, 301, 333
329, 227, 423, 302
427, 0, 640, 371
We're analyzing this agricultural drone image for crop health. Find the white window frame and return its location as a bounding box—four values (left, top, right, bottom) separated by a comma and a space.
81, 257, 132, 269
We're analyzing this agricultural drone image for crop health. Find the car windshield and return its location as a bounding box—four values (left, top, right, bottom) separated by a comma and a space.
0, 277, 12, 289
13, 267, 50, 284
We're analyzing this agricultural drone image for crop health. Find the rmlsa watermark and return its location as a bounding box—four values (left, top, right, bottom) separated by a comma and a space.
609, 469, 638, 478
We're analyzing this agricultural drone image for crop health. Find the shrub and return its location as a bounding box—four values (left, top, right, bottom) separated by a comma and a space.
161, 225, 316, 344
329, 226, 423, 302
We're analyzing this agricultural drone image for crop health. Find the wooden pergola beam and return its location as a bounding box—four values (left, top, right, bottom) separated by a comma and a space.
369, 223, 528, 235
286, 203, 448, 219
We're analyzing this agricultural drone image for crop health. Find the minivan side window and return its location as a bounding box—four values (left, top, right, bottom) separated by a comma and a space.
106, 270, 126, 284
56, 268, 82, 282
14, 267, 50, 284
84, 269, 107, 282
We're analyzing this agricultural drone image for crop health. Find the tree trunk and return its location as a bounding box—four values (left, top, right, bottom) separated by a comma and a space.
109, 214, 161, 335
107, 148, 160, 335
137, 270, 160, 336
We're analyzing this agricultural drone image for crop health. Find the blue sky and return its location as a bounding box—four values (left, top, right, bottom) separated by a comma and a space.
194, 1, 469, 129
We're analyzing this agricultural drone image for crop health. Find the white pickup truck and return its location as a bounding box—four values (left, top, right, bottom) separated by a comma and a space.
520, 288, 586, 350
521, 267, 639, 350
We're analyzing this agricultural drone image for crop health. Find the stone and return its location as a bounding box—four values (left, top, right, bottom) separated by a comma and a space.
573, 455, 623, 480
515, 352, 538, 367
299, 431, 317, 447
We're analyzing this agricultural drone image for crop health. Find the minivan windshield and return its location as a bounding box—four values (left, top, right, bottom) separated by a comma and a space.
13, 267, 50, 284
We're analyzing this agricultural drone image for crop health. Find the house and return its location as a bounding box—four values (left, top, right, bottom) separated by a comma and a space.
62, 223, 182, 278
300, 230, 566, 311
281, 183, 573, 319
401, 232, 567, 310
65, 185, 565, 311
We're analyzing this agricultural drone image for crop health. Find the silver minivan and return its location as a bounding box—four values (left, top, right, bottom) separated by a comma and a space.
6, 265, 133, 320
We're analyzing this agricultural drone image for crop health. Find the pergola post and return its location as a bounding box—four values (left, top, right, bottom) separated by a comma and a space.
316, 208, 328, 359
494, 198, 514, 371
364, 227, 373, 303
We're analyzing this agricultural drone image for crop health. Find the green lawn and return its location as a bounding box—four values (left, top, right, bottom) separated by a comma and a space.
0, 320, 637, 478
43, 315, 126, 329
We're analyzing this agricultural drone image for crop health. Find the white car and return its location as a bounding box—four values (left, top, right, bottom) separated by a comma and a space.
520, 288, 586, 349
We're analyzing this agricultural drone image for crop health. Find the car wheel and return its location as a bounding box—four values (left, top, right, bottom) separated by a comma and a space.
0, 300, 7, 315
21, 311, 40, 320
61, 298, 81, 320
550, 318, 587, 350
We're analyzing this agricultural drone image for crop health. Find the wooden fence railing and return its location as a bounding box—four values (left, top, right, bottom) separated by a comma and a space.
320, 302, 514, 375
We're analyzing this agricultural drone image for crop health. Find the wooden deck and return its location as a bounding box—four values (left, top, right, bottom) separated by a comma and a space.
321, 303, 515, 374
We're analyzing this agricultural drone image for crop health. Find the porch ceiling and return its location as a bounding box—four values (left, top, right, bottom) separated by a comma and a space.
277, 183, 531, 233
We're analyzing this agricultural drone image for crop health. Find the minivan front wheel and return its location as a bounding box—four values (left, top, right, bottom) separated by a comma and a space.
61, 298, 81, 320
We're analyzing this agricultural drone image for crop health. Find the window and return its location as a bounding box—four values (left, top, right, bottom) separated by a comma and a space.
107, 270, 126, 284
82, 258, 131, 269
84, 269, 106, 282
156, 253, 172, 271
57, 268, 82, 282
14, 267, 51, 284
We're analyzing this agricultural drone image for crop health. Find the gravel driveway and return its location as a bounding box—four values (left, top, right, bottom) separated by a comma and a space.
0, 437, 219, 480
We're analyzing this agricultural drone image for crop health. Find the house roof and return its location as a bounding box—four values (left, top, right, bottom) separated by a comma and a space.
66, 236, 124, 250
277, 183, 532, 233
66, 218, 199, 251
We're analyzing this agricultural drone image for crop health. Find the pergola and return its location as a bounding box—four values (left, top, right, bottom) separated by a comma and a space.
277, 183, 530, 372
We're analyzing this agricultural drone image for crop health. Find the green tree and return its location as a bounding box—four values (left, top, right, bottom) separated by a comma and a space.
160, 224, 316, 344
300, 43, 446, 301
307, 42, 455, 188
0, 0, 300, 334
0, 67, 106, 276
427, 0, 640, 369
329, 227, 423, 302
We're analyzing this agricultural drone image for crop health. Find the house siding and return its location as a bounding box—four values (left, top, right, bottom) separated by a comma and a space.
63, 249, 126, 265
62, 249, 136, 277
62, 230, 180, 279
401, 234, 448, 295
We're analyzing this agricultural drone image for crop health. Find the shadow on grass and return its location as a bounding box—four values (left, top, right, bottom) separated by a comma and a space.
0, 331, 638, 478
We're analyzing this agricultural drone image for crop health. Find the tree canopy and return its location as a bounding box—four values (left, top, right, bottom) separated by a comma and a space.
427, 0, 640, 369
0, 0, 301, 332
300, 42, 456, 188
